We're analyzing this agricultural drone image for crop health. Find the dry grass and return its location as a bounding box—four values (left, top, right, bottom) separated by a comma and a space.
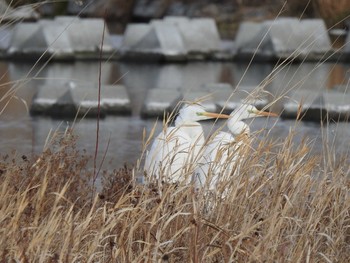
0, 125, 349, 262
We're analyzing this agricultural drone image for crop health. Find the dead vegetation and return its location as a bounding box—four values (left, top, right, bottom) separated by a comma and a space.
0, 125, 349, 262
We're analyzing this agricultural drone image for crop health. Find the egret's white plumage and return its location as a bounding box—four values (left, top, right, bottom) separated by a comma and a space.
144, 104, 229, 184
194, 104, 278, 190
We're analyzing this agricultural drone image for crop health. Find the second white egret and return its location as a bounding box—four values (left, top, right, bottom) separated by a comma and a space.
193, 104, 278, 190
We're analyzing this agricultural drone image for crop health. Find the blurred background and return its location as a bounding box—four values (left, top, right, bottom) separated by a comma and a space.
7, 0, 350, 37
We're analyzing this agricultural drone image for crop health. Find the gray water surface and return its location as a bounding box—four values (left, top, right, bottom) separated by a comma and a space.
1, 61, 349, 168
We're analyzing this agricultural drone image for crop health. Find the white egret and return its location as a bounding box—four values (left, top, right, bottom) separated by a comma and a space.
193, 104, 278, 191
144, 104, 230, 184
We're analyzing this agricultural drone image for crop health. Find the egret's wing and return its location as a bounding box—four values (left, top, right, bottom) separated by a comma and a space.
194, 131, 235, 189
144, 127, 193, 182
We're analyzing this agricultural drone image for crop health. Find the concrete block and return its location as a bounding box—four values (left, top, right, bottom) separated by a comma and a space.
8, 23, 44, 54
189, 18, 221, 51
30, 82, 79, 117
201, 83, 235, 113
121, 17, 222, 61
300, 19, 332, 55
201, 83, 268, 114
122, 24, 152, 48
282, 89, 350, 121
182, 89, 217, 112
41, 22, 74, 59
0, 27, 12, 50
30, 81, 131, 117
235, 18, 332, 61
283, 89, 322, 114
323, 92, 350, 119
7, 17, 114, 60
141, 88, 182, 118
60, 17, 114, 57
165, 17, 220, 53
235, 22, 264, 52
70, 83, 131, 116
101, 85, 132, 114
121, 21, 186, 61
31, 83, 67, 114
149, 20, 187, 57
68, 82, 100, 116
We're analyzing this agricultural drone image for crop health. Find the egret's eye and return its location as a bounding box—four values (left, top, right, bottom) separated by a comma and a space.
196, 112, 203, 116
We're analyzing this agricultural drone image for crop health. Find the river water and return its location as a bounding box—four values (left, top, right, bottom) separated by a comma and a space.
1, 61, 349, 168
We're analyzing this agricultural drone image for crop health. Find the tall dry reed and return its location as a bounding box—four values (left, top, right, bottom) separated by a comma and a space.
0, 126, 349, 262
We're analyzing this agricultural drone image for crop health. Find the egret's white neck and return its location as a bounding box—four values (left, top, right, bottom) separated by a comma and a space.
227, 119, 250, 136
175, 117, 204, 141
174, 115, 186, 127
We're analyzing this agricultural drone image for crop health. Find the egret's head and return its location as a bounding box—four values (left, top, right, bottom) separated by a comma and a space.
231, 104, 278, 121
176, 104, 229, 124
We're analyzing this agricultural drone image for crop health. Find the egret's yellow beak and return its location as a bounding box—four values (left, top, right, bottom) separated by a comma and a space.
253, 110, 279, 117
198, 112, 230, 118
